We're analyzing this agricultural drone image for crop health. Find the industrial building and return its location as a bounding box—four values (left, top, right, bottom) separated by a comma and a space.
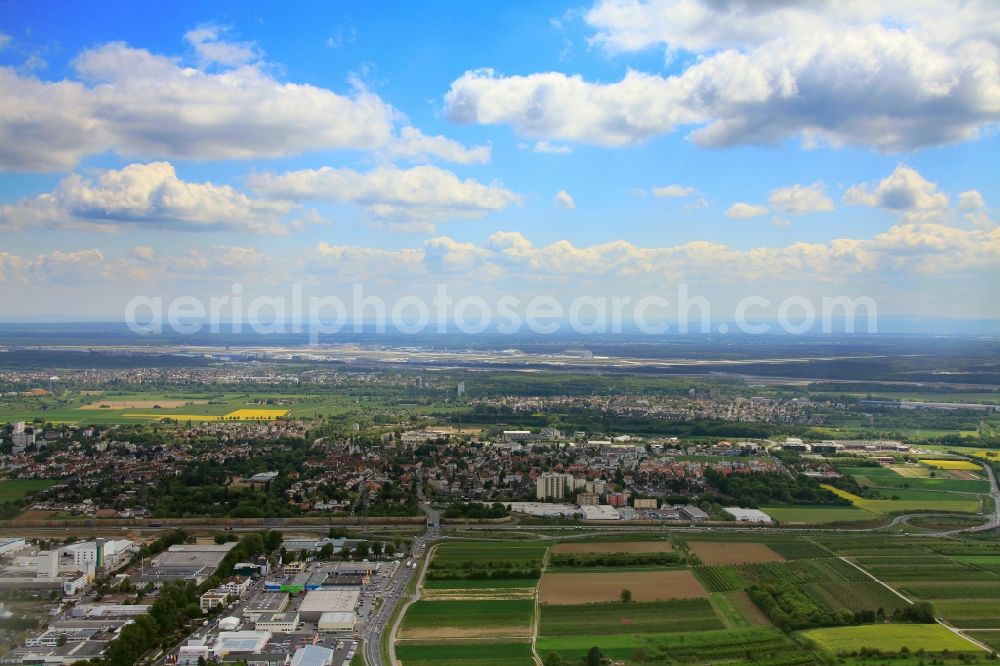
0, 537, 27, 556
297, 589, 359, 623
680, 505, 709, 521
724, 507, 773, 523
212, 631, 272, 658
144, 542, 236, 584
253, 611, 299, 633
243, 592, 290, 621
61, 539, 133, 569
579, 505, 621, 520
290, 645, 335, 666
317, 611, 356, 632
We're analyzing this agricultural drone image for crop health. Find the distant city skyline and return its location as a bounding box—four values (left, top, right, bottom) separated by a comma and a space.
0, 1, 998, 320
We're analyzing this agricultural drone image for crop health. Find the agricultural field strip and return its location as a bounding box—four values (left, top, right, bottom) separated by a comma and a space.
835, 556, 912, 604
535, 626, 811, 664
800, 624, 985, 654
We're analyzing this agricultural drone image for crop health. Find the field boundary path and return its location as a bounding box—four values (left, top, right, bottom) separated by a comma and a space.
530, 546, 551, 666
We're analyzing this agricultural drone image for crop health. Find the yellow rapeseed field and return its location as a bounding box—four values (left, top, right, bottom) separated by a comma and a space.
919, 459, 981, 470
223, 408, 289, 420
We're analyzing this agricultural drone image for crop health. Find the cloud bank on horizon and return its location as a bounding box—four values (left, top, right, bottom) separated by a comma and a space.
0, 0, 997, 319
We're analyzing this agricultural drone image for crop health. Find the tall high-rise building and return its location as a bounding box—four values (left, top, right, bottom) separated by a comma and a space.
536, 473, 574, 500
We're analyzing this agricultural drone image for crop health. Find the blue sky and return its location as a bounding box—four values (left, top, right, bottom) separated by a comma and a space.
0, 0, 998, 322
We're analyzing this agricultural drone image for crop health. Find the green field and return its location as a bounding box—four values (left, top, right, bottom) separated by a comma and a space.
761, 505, 875, 523
953, 555, 1000, 574
0, 479, 58, 501
537, 626, 811, 663
822, 484, 983, 515
934, 599, 1000, 628
0, 390, 417, 425
800, 624, 984, 654
431, 542, 548, 561
395, 641, 533, 666
425, 541, 546, 583
539, 599, 723, 637
423, 579, 537, 590
966, 632, 1000, 651
400, 600, 534, 631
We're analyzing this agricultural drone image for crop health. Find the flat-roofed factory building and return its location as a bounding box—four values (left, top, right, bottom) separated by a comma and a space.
242, 592, 290, 622
297, 589, 359, 623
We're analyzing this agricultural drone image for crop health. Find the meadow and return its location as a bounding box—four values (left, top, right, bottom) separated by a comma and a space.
425, 541, 546, 583
0, 479, 58, 501
398, 600, 534, 639
759, 504, 875, 524
820, 484, 982, 515
395, 641, 533, 666
538, 599, 722, 637
0, 389, 387, 424
537, 626, 812, 664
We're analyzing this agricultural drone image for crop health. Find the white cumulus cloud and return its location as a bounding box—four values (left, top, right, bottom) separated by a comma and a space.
725, 202, 768, 219
768, 182, 835, 215
844, 165, 950, 222
0, 41, 395, 171
382, 127, 491, 165
554, 190, 576, 209
248, 164, 520, 225
445, 1, 1000, 152
0, 162, 294, 233
652, 184, 696, 198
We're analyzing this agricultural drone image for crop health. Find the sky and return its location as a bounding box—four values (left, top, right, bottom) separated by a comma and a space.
0, 0, 998, 326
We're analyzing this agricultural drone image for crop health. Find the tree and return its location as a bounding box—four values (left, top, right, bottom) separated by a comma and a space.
587, 647, 604, 666
545, 652, 563, 666
620, 588, 632, 603
632, 648, 647, 663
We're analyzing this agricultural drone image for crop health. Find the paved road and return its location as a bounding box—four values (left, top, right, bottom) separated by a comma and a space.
362, 497, 438, 666
965, 454, 1000, 532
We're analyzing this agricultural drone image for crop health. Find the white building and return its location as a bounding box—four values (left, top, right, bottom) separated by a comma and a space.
61, 539, 133, 569
37, 551, 58, 579
0, 537, 26, 556
536, 473, 574, 500
580, 505, 621, 521
12, 430, 35, 448
317, 611, 356, 632
218, 616, 241, 631
254, 611, 299, 633
724, 507, 773, 523
200, 590, 229, 612
212, 631, 272, 658
220, 576, 252, 597
62, 574, 88, 595
298, 589, 360, 622
506, 502, 579, 518
291, 645, 335, 666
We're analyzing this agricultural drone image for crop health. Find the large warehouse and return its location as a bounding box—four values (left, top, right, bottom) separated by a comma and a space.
317, 612, 356, 632
298, 589, 359, 623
